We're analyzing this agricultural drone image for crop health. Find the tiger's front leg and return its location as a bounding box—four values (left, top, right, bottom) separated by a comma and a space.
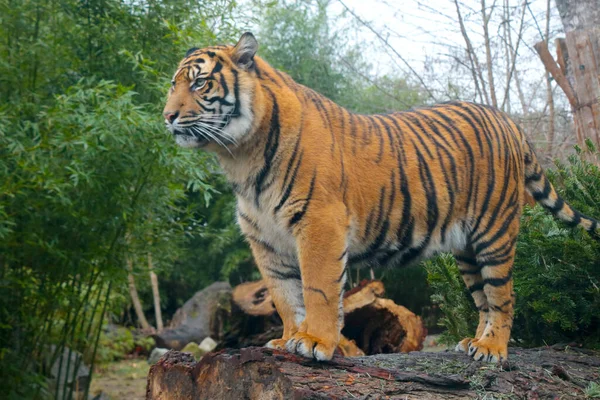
285, 204, 347, 361
242, 233, 305, 350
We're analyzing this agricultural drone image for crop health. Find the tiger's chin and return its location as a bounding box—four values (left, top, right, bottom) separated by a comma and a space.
173, 133, 209, 149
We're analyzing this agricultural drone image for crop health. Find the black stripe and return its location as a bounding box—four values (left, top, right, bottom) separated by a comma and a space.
185, 47, 199, 57
482, 271, 513, 288
469, 282, 484, 293
254, 88, 281, 207
429, 109, 476, 214
525, 170, 543, 184
531, 177, 551, 201
369, 116, 385, 163
289, 170, 317, 227
460, 269, 480, 275
232, 68, 241, 117
246, 234, 277, 254
455, 255, 478, 266
544, 197, 564, 214
275, 150, 304, 213
280, 135, 302, 191
238, 211, 260, 232
399, 114, 434, 158
306, 287, 329, 304
266, 265, 301, 281
474, 203, 520, 255
336, 266, 347, 283
373, 186, 387, 233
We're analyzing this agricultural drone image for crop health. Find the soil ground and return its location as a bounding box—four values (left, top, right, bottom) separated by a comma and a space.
90, 357, 149, 400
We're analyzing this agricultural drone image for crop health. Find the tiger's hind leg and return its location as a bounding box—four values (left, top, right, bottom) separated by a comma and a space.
466, 232, 518, 362
453, 249, 489, 353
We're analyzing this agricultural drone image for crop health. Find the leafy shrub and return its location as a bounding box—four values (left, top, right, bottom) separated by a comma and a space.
425, 255, 477, 345
427, 142, 600, 348
95, 326, 135, 365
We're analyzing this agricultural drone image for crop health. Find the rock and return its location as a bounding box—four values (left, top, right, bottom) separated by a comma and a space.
198, 337, 217, 354
153, 282, 231, 350
180, 342, 203, 360
148, 348, 169, 365
47, 346, 90, 400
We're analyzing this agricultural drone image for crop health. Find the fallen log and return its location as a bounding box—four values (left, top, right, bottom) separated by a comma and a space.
147, 346, 600, 399
222, 279, 425, 356
343, 280, 426, 354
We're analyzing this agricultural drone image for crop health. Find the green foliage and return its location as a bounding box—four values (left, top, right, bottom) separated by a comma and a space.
95, 325, 154, 365
0, 0, 237, 395
95, 326, 134, 365
425, 255, 478, 345
586, 382, 600, 399
426, 145, 600, 348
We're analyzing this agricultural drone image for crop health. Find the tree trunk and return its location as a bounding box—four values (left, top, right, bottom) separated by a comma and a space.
148, 252, 163, 331
548, 0, 600, 147
126, 258, 152, 331
147, 346, 600, 399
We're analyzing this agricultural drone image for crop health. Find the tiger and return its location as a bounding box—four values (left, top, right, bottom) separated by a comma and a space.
163, 32, 600, 362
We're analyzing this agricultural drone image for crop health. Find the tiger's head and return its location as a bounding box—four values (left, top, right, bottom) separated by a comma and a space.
163, 33, 260, 151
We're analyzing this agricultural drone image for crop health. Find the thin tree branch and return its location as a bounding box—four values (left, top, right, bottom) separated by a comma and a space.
338, 0, 439, 102
500, 0, 527, 110
454, 0, 489, 104
481, 0, 498, 107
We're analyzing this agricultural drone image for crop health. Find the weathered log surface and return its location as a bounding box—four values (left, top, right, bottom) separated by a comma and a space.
147, 346, 600, 399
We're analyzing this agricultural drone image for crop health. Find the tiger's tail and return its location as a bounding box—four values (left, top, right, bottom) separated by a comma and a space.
523, 141, 599, 238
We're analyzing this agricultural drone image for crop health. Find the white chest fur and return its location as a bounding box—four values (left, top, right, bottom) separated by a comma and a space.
237, 192, 298, 261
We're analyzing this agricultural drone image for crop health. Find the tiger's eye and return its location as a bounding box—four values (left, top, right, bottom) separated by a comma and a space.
194, 78, 207, 90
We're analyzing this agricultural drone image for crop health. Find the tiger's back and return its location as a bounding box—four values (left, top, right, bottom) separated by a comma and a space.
163, 33, 600, 362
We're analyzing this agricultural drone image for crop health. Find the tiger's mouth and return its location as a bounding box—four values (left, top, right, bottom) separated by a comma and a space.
173, 128, 210, 146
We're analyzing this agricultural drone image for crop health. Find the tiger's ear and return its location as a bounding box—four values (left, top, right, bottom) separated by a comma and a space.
232, 32, 258, 70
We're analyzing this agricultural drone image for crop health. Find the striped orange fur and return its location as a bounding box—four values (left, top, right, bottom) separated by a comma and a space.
163, 33, 600, 362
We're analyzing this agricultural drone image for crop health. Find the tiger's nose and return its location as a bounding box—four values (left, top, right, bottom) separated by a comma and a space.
164, 111, 179, 124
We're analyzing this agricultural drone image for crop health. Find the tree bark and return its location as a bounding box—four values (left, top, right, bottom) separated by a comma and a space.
147, 346, 600, 399
126, 258, 152, 331
550, 0, 600, 147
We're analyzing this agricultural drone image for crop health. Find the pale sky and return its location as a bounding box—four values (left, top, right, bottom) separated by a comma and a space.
328, 0, 563, 106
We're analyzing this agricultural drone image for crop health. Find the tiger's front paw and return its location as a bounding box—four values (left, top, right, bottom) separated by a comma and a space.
467, 338, 507, 362
285, 332, 336, 361
264, 338, 287, 350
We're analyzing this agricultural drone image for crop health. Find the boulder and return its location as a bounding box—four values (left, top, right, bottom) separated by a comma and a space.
147, 348, 169, 365
152, 282, 231, 350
